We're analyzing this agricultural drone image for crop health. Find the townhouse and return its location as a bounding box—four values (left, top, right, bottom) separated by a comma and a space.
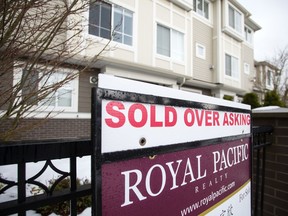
253, 61, 279, 103
2, 0, 261, 140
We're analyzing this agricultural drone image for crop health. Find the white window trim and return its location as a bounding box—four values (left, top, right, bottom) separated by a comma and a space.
228, 4, 242, 33
225, 53, 240, 80
156, 23, 185, 63
38, 71, 78, 112
244, 25, 254, 45
13, 62, 79, 113
193, 0, 210, 20
223, 3, 244, 41
266, 70, 273, 88
244, 62, 250, 75
195, 43, 206, 60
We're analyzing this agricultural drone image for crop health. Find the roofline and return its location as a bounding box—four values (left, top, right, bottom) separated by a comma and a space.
230, 0, 261, 31
246, 17, 261, 31
255, 60, 280, 71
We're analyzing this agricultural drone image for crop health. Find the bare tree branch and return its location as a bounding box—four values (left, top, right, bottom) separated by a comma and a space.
0, 0, 114, 140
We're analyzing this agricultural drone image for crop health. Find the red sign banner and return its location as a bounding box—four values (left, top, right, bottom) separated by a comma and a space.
102, 138, 251, 215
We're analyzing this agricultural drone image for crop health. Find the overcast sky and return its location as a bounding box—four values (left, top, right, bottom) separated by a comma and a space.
237, 0, 288, 61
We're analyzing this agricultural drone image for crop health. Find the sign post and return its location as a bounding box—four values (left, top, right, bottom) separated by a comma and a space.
92, 74, 252, 216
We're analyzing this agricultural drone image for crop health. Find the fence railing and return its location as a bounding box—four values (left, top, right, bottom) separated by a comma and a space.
0, 126, 273, 216
252, 125, 274, 216
0, 139, 92, 216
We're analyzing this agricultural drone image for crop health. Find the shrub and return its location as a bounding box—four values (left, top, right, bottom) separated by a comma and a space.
264, 90, 285, 107
35, 177, 91, 216
223, 95, 234, 101
242, 92, 261, 109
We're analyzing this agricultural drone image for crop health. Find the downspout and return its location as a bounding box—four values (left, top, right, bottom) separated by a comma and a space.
178, 77, 186, 90
216, 0, 223, 84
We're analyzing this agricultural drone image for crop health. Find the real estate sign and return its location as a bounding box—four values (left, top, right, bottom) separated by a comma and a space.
92, 74, 251, 216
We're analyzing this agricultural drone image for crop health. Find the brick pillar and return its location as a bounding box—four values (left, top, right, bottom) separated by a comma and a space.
253, 112, 288, 216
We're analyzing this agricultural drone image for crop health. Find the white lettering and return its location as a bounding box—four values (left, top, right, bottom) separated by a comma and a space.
213, 144, 249, 173
121, 169, 147, 207
181, 158, 196, 186
212, 151, 220, 173
166, 160, 182, 190
146, 164, 166, 197
196, 155, 207, 180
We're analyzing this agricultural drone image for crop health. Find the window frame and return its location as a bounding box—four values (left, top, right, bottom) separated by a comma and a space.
13, 63, 79, 113
225, 53, 239, 79
244, 26, 253, 44
228, 4, 243, 35
88, 2, 134, 46
195, 43, 206, 60
156, 24, 185, 62
266, 70, 273, 87
193, 0, 210, 20
39, 72, 76, 110
244, 62, 250, 75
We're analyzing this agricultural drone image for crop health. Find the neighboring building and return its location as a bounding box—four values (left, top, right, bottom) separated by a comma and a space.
253, 61, 279, 103
1, 0, 261, 140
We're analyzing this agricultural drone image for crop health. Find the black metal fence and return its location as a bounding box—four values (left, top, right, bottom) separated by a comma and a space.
0, 139, 92, 216
252, 125, 274, 216
0, 126, 273, 216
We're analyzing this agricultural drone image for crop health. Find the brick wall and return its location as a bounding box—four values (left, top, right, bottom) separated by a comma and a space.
253, 112, 288, 216
0, 118, 90, 141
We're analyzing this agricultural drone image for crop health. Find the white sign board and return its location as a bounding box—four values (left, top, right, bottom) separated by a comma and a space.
98, 74, 251, 153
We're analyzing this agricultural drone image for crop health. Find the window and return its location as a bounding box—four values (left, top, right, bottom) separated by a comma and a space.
244, 63, 250, 74
41, 73, 74, 108
21, 69, 38, 104
193, 0, 209, 19
196, 43, 206, 59
89, 2, 111, 39
266, 70, 272, 86
89, 2, 133, 46
225, 54, 239, 78
157, 24, 184, 61
157, 25, 170, 57
228, 5, 242, 34
14, 63, 78, 112
245, 26, 253, 44
113, 6, 133, 45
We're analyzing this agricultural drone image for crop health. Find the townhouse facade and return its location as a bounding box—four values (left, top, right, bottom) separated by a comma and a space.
83, 0, 261, 99
1, 0, 261, 140
253, 61, 279, 103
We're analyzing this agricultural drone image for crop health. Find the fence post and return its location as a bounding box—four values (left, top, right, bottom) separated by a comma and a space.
70, 156, 77, 216
18, 162, 26, 216
252, 126, 273, 216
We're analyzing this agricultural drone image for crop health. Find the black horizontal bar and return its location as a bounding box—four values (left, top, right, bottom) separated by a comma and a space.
0, 139, 92, 165
102, 134, 251, 163
253, 142, 272, 149
0, 184, 92, 215
252, 125, 273, 134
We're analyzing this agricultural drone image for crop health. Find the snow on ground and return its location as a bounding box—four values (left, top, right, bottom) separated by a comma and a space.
0, 156, 91, 215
